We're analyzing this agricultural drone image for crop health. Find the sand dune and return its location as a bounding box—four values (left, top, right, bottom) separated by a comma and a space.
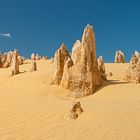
0, 60, 140, 140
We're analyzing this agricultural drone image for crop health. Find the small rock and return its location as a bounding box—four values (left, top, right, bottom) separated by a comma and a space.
65, 101, 83, 120
107, 72, 113, 77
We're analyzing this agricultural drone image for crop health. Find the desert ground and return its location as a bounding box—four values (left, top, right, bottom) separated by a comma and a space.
0, 60, 140, 140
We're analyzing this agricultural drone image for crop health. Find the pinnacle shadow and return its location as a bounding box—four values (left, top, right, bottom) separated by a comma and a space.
104, 80, 130, 86
11, 71, 26, 76
19, 71, 26, 74
94, 80, 130, 94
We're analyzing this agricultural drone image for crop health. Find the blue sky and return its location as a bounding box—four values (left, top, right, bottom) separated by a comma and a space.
0, 0, 140, 62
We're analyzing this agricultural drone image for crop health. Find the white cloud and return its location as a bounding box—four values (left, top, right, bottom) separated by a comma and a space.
0, 33, 11, 38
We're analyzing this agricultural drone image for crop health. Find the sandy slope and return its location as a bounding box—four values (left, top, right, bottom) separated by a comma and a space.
0, 60, 140, 140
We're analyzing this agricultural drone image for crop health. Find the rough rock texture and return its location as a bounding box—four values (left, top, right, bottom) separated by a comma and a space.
11, 49, 19, 76
30, 53, 37, 72
7, 51, 13, 66
61, 58, 73, 88
2, 53, 9, 68
51, 24, 102, 98
35, 54, 41, 60
134, 50, 140, 58
0, 52, 2, 68
97, 56, 106, 80
124, 53, 140, 83
135, 72, 140, 84
64, 110, 78, 120
114, 50, 126, 63
31, 61, 37, 72
1, 50, 24, 69
18, 56, 24, 65
31, 53, 36, 60
50, 43, 71, 85
72, 101, 83, 114
61, 24, 102, 98
43, 56, 48, 60
31, 53, 46, 61
64, 101, 83, 120
50, 57, 54, 64
71, 40, 81, 65
2, 51, 14, 68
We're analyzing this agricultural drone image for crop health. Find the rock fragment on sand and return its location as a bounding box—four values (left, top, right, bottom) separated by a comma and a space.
72, 101, 83, 114
65, 101, 83, 120
107, 72, 113, 77
64, 110, 78, 120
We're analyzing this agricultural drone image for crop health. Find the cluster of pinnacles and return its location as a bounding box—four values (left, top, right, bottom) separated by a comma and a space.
31, 53, 48, 61
0, 50, 25, 69
51, 24, 106, 98
0, 49, 24, 76
0, 50, 48, 76
124, 50, 140, 84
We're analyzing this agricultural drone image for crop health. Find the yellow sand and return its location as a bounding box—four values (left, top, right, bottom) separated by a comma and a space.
0, 60, 140, 140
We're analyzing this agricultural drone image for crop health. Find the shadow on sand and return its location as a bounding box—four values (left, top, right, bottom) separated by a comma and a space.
95, 80, 130, 94
104, 80, 129, 86
19, 71, 26, 74
10, 71, 26, 77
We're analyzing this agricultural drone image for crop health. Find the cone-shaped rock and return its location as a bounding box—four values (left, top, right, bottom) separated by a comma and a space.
18, 56, 24, 65
97, 56, 106, 80
61, 58, 73, 88
50, 43, 71, 85
35, 54, 41, 60
30, 53, 37, 72
124, 53, 140, 83
0, 52, 2, 68
61, 24, 102, 98
2, 53, 9, 68
114, 50, 126, 63
135, 58, 140, 83
11, 49, 19, 76
134, 50, 140, 58
31, 61, 37, 72
7, 51, 13, 66
71, 40, 81, 65
31, 53, 36, 60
